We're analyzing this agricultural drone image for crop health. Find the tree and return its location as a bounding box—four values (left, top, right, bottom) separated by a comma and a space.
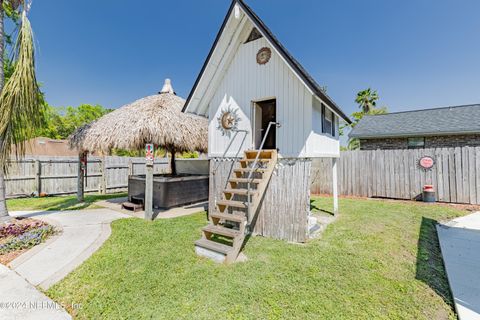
37, 104, 112, 139
355, 88, 379, 113
345, 89, 388, 150
0, 1, 44, 221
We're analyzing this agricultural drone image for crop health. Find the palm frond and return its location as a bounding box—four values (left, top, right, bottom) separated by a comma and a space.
0, 10, 45, 171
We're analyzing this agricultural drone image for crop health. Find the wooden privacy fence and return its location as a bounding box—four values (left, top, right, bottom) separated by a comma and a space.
311, 147, 480, 205
5, 156, 169, 198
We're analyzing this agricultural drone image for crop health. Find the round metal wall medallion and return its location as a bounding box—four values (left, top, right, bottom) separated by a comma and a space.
256, 47, 271, 65
217, 106, 241, 137
221, 112, 236, 130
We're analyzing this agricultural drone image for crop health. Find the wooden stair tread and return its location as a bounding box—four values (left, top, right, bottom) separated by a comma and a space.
229, 178, 262, 184
240, 159, 270, 163
223, 188, 258, 195
121, 202, 143, 212
195, 238, 232, 255
234, 168, 267, 173
210, 212, 246, 223
216, 200, 247, 208
245, 150, 276, 159
202, 225, 241, 238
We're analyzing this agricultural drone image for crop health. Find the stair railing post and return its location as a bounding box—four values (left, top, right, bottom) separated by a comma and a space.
246, 122, 280, 224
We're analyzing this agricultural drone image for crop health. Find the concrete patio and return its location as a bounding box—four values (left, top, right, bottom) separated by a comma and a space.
96, 196, 208, 219
437, 212, 480, 320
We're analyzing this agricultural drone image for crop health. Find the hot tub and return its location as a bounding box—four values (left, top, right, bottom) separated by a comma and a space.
128, 174, 209, 209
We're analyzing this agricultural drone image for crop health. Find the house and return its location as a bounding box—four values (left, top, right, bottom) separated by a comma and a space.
12, 137, 80, 157
349, 104, 480, 150
183, 0, 351, 262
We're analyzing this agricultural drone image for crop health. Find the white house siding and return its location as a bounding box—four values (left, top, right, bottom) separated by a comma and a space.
306, 97, 340, 157
208, 36, 338, 158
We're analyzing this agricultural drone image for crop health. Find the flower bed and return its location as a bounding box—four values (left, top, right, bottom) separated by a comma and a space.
0, 219, 57, 264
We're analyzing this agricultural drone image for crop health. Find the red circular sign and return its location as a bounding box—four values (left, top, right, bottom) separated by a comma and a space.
419, 156, 434, 169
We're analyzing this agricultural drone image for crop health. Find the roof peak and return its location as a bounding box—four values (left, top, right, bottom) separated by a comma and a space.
159, 78, 175, 95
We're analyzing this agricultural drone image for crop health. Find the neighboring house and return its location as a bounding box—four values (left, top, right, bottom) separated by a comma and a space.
12, 137, 79, 157
349, 104, 480, 150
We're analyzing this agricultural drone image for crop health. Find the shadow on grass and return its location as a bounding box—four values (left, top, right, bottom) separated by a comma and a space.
10, 193, 128, 212
310, 199, 334, 216
416, 217, 454, 308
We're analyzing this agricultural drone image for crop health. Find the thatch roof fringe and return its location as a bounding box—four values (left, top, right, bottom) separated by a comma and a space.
69, 81, 208, 154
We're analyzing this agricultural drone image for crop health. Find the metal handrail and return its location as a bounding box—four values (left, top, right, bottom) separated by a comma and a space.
246, 121, 281, 223
213, 129, 248, 207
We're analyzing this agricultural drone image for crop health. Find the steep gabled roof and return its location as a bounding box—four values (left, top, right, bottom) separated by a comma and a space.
182, 0, 352, 124
349, 104, 480, 138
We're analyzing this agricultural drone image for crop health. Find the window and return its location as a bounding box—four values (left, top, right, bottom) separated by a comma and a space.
312, 102, 322, 133
408, 137, 425, 149
321, 104, 335, 136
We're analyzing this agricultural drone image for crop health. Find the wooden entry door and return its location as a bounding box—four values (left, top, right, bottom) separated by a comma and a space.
253, 99, 276, 149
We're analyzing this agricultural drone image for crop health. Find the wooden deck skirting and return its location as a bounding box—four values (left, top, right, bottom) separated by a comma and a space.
209, 157, 311, 243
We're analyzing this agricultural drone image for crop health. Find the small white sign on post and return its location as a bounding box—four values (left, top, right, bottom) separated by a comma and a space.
145, 144, 154, 166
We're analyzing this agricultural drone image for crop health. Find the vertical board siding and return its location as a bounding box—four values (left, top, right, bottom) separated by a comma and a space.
208, 36, 323, 158
311, 147, 480, 205
5, 156, 169, 198
209, 158, 311, 243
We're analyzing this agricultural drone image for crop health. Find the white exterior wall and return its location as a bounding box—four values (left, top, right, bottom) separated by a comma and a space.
306, 97, 340, 157
208, 37, 339, 158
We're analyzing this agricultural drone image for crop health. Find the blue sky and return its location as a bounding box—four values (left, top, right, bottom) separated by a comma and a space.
27, 0, 480, 117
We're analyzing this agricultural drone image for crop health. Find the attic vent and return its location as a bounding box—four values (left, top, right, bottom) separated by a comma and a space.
245, 27, 262, 43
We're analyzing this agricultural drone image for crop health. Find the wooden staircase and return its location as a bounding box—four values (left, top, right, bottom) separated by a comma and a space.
195, 149, 278, 263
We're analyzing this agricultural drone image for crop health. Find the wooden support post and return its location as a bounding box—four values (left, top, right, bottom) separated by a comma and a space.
144, 162, 154, 220
34, 160, 41, 196
100, 156, 107, 195
77, 153, 85, 202
128, 159, 133, 177
332, 157, 339, 216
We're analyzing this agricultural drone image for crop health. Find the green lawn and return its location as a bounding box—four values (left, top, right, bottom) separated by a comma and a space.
7, 193, 127, 211
47, 197, 463, 319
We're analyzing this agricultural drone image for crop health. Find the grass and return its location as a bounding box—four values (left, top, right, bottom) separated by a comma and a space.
47, 197, 464, 319
6, 193, 127, 212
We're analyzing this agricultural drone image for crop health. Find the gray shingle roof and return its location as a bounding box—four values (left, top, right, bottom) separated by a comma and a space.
349, 104, 480, 139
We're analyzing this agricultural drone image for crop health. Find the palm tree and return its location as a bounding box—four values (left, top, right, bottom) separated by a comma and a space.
0, 1, 6, 221
355, 88, 379, 113
0, 1, 44, 221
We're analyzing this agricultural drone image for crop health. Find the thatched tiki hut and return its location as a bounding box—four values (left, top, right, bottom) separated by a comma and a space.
70, 79, 208, 218
70, 79, 208, 174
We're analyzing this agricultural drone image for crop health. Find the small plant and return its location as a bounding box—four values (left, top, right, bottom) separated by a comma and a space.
0, 225, 55, 254
0, 220, 46, 238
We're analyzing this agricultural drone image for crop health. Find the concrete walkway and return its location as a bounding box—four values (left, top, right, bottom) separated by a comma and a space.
0, 264, 71, 320
1, 208, 128, 319
437, 212, 480, 320
8, 209, 129, 290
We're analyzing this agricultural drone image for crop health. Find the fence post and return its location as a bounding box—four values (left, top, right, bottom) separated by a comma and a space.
77, 153, 85, 202
100, 156, 107, 195
332, 157, 338, 216
34, 160, 41, 196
